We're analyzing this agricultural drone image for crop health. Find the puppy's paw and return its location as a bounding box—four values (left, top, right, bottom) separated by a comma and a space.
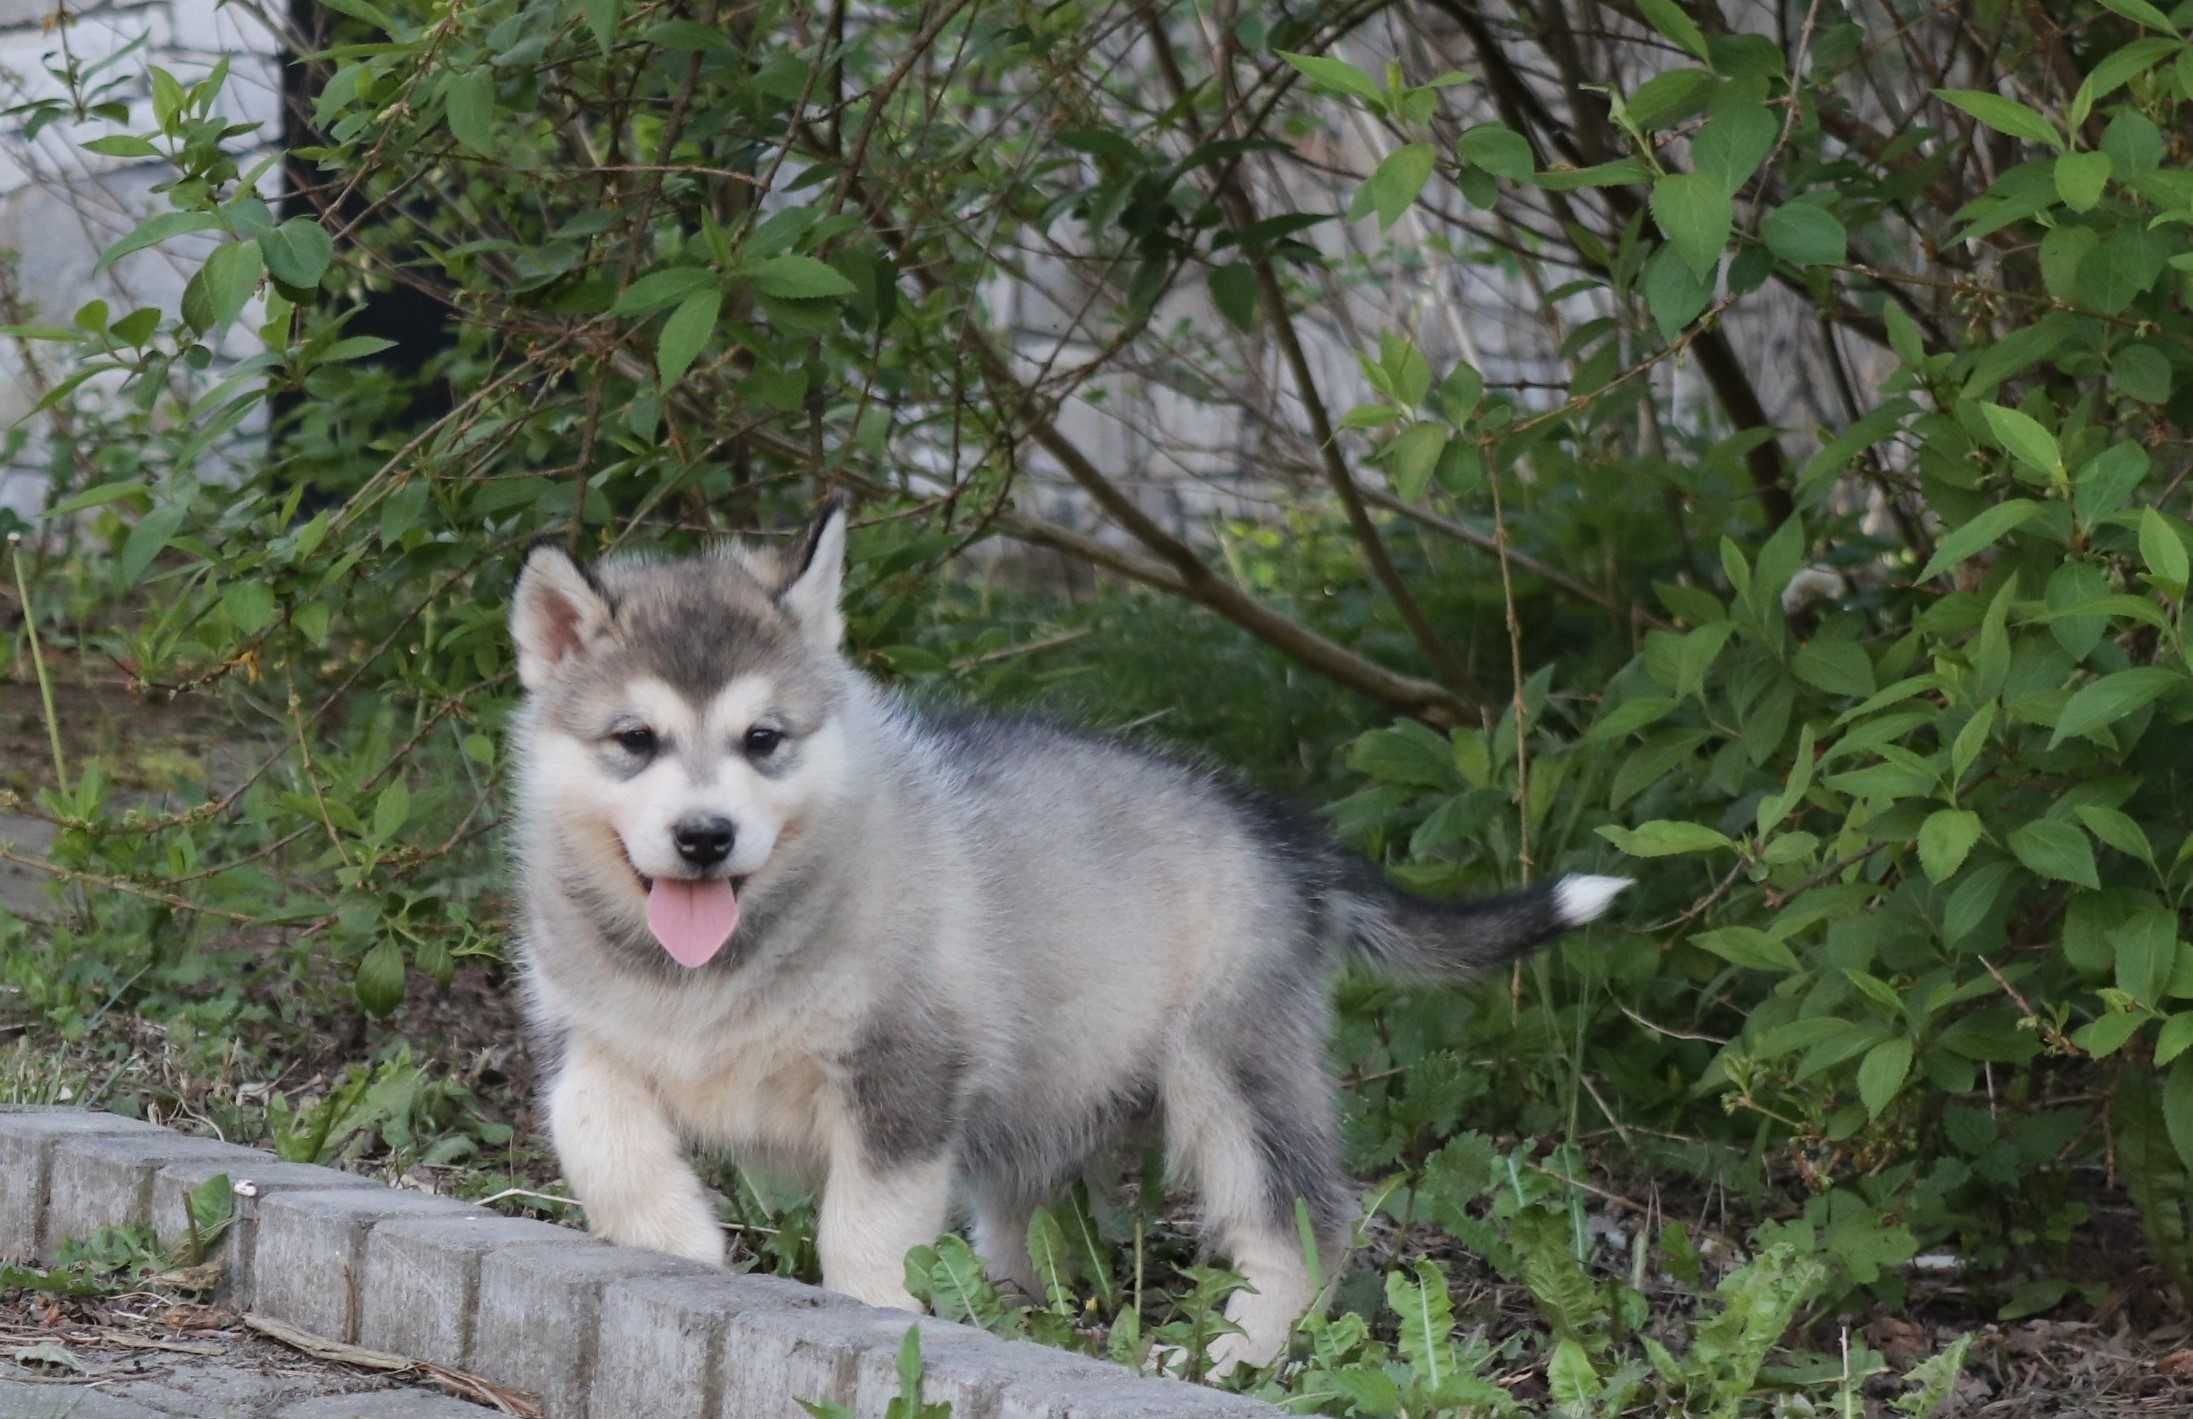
588, 1199, 726, 1266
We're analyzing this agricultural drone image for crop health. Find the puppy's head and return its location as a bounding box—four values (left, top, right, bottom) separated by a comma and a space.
509, 501, 852, 968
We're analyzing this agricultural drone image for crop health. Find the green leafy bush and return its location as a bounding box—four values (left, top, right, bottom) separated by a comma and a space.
1, 0, 2186, 1398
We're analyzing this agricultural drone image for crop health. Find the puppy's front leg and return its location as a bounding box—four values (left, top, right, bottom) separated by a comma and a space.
817, 1138, 951, 1312
547, 1037, 723, 1265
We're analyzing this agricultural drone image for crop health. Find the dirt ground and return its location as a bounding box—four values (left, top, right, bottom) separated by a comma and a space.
0, 1286, 526, 1415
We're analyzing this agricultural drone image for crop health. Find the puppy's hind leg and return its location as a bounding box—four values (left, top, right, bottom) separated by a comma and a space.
1161, 1048, 1352, 1379
547, 1037, 724, 1265
969, 1183, 1045, 1299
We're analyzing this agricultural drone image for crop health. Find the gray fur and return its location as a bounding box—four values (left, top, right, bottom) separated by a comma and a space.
504, 502, 1633, 1375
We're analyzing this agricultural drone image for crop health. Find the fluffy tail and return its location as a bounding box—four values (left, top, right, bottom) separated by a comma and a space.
1343, 873, 1633, 979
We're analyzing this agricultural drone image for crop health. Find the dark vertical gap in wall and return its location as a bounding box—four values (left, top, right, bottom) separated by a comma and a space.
272, 0, 460, 514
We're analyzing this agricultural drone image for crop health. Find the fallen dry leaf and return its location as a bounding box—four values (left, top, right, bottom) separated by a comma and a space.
155, 1303, 233, 1331
1869, 1315, 1929, 1367
12, 1340, 85, 1373
2159, 1348, 2193, 1379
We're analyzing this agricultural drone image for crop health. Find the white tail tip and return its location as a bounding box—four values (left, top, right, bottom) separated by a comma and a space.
1555, 874, 1633, 926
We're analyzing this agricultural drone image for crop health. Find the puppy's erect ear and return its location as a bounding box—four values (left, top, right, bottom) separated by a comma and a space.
511, 542, 614, 690
775, 499, 848, 649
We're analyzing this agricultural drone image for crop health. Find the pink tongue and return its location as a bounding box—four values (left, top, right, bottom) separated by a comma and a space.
645, 878, 741, 968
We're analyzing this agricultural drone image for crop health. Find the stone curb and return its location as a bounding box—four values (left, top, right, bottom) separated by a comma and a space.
0, 1107, 1280, 1419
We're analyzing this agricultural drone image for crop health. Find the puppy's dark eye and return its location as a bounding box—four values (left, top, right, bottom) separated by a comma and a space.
614, 727, 658, 756
743, 725, 784, 757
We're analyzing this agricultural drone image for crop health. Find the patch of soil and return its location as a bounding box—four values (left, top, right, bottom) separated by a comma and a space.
0, 678, 244, 801
1, 1283, 529, 1413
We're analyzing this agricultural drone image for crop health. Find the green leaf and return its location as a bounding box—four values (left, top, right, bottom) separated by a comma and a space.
2157, 1014, 2193, 1067
82, 134, 160, 158
1597, 819, 1733, 857
2052, 151, 2111, 212
1943, 861, 2016, 944
657, 288, 721, 390
2074, 442, 2149, 524
355, 939, 405, 1017
1588, 695, 1677, 742
260, 217, 334, 289
1062, 1184, 1115, 1312
2079, 227, 2168, 313
1024, 1207, 1074, 1312
2035, 229, 2087, 307
1674, 622, 1734, 702
1458, 124, 1533, 179
1791, 639, 1875, 698
183, 240, 263, 333
2116, 906, 2175, 1007
1979, 403, 2060, 477
2077, 804, 2156, 872
125, 302, 180, 351
1275, 51, 1383, 104
613, 267, 715, 316
1951, 703, 1994, 785
2095, 0, 2179, 33
1916, 499, 2040, 582
891, 1325, 930, 1418
2167, 1058, 2193, 1173
2007, 819, 2098, 889
748, 254, 857, 300
445, 68, 496, 155
1627, 68, 1713, 129
372, 780, 411, 840
1762, 201, 1847, 267
2140, 507, 2188, 591
117, 505, 186, 587
1385, 423, 1448, 502
1361, 143, 1435, 230
2113, 344, 2171, 404
222, 581, 278, 635
1650, 172, 1731, 279
1858, 1038, 1914, 1118
2050, 666, 2182, 746
1691, 925, 1801, 973
1934, 89, 2064, 151
1209, 263, 1257, 332
2078, 1006, 2148, 1058
918, 1235, 1004, 1327
1546, 1337, 1602, 1408
1642, 242, 1711, 339
1918, 809, 1981, 884
1387, 1259, 1459, 1391
1636, 0, 1710, 60
2076, 39, 2180, 124
579, 0, 618, 52
46, 480, 146, 516
646, 18, 732, 50
183, 1172, 235, 1257
150, 66, 187, 128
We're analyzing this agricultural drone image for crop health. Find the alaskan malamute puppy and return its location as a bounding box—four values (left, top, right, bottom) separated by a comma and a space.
506, 501, 1630, 1375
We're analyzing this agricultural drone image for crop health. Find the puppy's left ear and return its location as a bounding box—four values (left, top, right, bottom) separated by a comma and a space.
775, 498, 848, 649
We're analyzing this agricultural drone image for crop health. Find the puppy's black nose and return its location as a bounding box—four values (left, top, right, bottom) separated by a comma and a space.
672, 815, 735, 867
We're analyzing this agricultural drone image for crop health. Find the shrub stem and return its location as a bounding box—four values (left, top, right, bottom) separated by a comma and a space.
7, 533, 67, 797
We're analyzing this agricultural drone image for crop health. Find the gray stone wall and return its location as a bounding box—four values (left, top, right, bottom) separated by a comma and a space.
0, 0, 282, 521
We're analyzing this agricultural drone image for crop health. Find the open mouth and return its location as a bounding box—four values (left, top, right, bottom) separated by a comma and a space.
616, 841, 748, 969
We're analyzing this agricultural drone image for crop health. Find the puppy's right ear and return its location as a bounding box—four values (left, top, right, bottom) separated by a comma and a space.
511, 542, 613, 690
